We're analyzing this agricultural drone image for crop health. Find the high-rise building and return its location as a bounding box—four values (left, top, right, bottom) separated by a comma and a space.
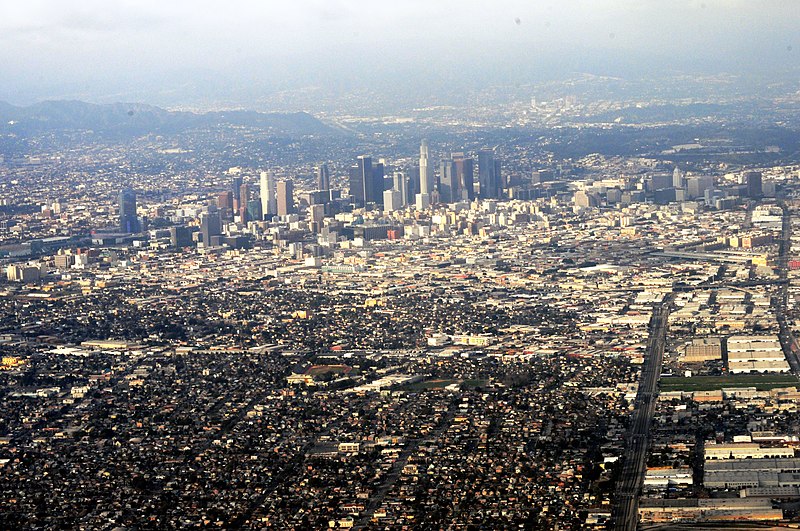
744, 171, 763, 198
348, 166, 363, 207
169, 226, 193, 248
383, 189, 402, 213
317, 163, 330, 191
238, 183, 251, 221
6, 263, 45, 283
247, 199, 262, 222
672, 167, 685, 189
232, 176, 243, 210
393, 172, 409, 206
439, 160, 456, 204
574, 190, 599, 208
647, 174, 673, 192
215, 191, 233, 221
653, 187, 677, 205
687, 176, 714, 199
217, 191, 234, 211
268, 172, 278, 216
309, 203, 326, 223
260, 171, 277, 219
277, 180, 294, 216
419, 140, 434, 195
119, 188, 140, 233
438, 152, 475, 203
372, 162, 385, 205
478, 149, 501, 199
349, 156, 373, 207
200, 207, 222, 246
452, 152, 475, 201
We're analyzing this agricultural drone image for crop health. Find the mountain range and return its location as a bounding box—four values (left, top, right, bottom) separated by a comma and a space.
0, 100, 335, 138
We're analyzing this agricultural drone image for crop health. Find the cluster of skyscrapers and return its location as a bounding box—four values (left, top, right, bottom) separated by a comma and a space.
117, 142, 500, 245
348, 141, 502, 211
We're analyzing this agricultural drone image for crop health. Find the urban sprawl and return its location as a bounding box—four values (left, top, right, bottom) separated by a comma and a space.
3, 120, 800, 529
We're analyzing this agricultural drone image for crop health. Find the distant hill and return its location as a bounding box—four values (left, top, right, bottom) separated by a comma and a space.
0, 100, 335, 137
585, 103, 733, 124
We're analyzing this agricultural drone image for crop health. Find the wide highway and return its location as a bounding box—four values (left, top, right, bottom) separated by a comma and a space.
611, 301, 671, 531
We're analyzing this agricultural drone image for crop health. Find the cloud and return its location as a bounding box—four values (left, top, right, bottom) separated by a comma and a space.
0, 1, 167, 34
0, 0, 797, 105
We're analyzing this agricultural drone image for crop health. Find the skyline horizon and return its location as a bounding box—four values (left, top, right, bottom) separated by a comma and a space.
1, 1, 798, 110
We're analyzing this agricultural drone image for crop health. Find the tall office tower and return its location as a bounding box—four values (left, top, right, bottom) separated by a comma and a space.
239, 183, 250, 204
419, 140, 434, 195
268, 172, 278, 216
393, 172, 409, 206
359, 156, 374, 205
309, 203, 326, 223
169, 225, 193, 248
647, 174, 672, 192
672, 166, 685, 189
452, 153, 475, 201
217, 191, 234, 211
439, 160, 456, 204
118, 188, 140, 233
238, 183, 251, 221
247, 199, 262, 223
687, 175, 714, 199
478, 149, 501, 199
744, 171, 763, 198
573, 190, 599, 208
349, 156, 373, 207
384, 189, 402, 213
317, 163, 330, 191
348, 166, 362, 206
232, 176, 243, 210
416, 193, 430, 210
372, 162, 385, 205
277, 180, 294, 216
408, 166, 421, 201
200, 206, 222, 246
260, 171, 278, 219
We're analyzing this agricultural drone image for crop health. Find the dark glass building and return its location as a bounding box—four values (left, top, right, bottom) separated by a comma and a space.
478, 149, 501, 199
317, 163, 330, 192
119, 188, 140, 233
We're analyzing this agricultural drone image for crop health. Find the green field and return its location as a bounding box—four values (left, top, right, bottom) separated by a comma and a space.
305, 365, 351, 377
660, 374, 799, 392
402, 378, 488, 391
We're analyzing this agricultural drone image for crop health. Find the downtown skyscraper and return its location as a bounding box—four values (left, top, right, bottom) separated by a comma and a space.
317, 163, 330, 192
478, 148, 502, 199
348, 156, 383, 207
277, 180, 294, 216
118, 188, 140, 233
260, 171, 277, 218
419, 140, 434, 196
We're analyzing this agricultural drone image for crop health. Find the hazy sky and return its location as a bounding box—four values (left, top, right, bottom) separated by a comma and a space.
1, 0, 798, 107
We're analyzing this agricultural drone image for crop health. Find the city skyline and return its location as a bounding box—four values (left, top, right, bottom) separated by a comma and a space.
3, 2, 800, 529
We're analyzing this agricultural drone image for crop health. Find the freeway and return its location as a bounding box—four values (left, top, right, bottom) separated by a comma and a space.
774, 202, 800, 374
611, 300, 671, 531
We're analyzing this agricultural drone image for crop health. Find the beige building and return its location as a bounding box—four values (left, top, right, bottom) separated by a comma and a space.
704, 442, 795, 460
726, 335, 790, 374
681, 337, 722, 362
